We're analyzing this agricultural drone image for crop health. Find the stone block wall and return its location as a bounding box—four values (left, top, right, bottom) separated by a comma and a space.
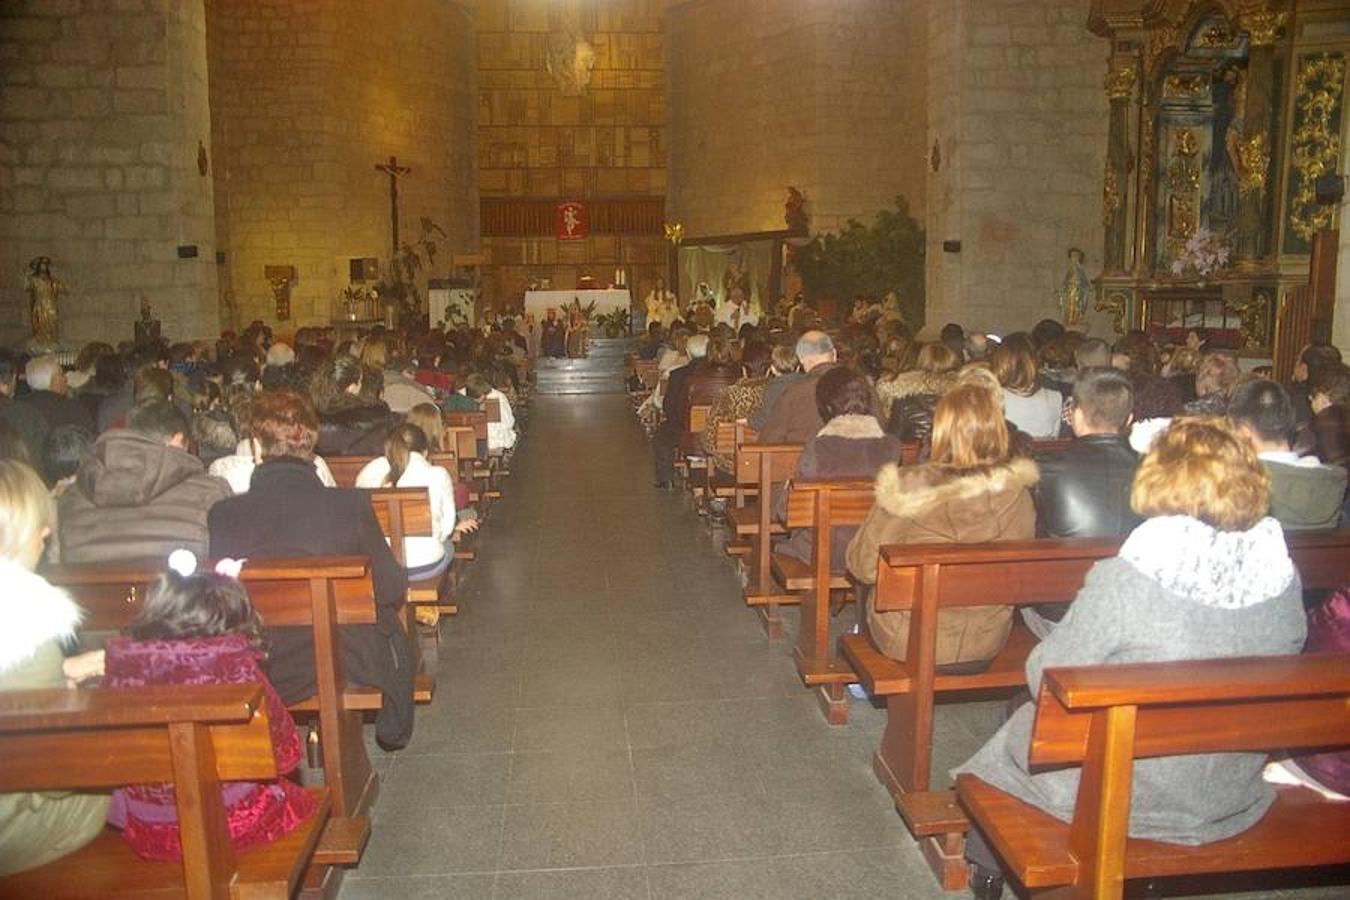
665, 0, 926, 237
0, 0, 219, 345
476, 0, 667, 313
207, 0, 477, 330
924, 0, 1110, 337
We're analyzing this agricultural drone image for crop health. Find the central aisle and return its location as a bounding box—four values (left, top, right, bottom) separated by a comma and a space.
339, 395, 969, 900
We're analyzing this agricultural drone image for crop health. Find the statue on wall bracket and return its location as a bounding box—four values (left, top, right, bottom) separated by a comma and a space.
1056, 247, 1093, 328
25, 255, 63, 350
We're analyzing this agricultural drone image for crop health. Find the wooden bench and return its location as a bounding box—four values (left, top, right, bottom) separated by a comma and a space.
724, 442, 803, 635
697, 419, 751, 509
674, 404, 712, 490
367, 486, 457, 616
775, 478, 877, 724
443, 411, 500, 502
0, 683, 335, 899
323, 451, 460, 491
839, 529, 1350, 888
958, 653, 1350, 899
47, 557, 434, 827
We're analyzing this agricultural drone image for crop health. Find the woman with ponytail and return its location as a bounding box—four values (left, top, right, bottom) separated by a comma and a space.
355, 414, 472, 580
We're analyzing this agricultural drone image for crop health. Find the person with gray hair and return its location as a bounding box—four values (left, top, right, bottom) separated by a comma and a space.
652, 332, 711, 488
747, 340, 807, 431
21, 354, 93, 434
757, 330, 842, 442
1073, 338, 1111, 370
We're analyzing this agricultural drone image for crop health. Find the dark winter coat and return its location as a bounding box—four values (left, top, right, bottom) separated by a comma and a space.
208, 457, 415, 749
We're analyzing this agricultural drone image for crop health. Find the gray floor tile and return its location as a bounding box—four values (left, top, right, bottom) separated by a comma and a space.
506, 748, 636, 803
338, 873, 497, 900
355, 803, 504, 876
494, 867, 649, 900
380, 752, 511, 807
512, 703, 630, 752
500, 799, 646, 869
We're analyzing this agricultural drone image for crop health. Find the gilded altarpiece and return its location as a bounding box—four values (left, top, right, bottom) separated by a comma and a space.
1090, 0, 1347, 367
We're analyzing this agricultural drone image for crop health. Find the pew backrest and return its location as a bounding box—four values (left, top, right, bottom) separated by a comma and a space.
0, 683, 328, 900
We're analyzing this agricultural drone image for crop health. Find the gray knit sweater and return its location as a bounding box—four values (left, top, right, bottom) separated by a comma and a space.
955, 516, 1307, 845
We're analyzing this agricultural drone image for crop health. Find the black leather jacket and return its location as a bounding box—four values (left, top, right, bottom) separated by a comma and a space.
1034, 434, 1142, 539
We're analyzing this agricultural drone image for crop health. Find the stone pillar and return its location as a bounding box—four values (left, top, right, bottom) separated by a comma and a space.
1102, 52, 1138, 273
0, 0, 219, 345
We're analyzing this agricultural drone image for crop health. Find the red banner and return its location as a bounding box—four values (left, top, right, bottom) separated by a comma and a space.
555, 201, 588, 241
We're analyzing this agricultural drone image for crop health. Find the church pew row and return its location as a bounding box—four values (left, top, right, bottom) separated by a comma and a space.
47, 557, 435, 839
837, 529, 1350, 889
0, 683, 335, 900
958, 653, 1350, 899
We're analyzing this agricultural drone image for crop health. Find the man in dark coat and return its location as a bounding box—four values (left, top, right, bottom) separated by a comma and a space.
0, 349, 48, 463
758, 331, 837, 443
1028, 367, 1141, 634
208, 390, 415, 750
22, 354, 94, 434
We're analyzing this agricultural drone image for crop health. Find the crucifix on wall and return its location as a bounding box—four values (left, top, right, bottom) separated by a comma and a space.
375, 155, 411, 264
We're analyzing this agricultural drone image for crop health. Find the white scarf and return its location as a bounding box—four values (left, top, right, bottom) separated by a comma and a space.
0, 557, 84, 673
1119, 515, 1295, 610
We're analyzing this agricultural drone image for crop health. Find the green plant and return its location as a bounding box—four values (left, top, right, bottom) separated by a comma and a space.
595, 308, 631, 337
376, 217, 446, 322
793, 197, 926, 330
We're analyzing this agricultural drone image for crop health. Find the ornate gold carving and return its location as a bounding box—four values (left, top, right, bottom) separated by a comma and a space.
1225, 291, 1272, 350
1096, 290, 1131, 337
1163, 73, 1208, 99
1105, 60, 1138, 100
1239, 10, 1289, 47
663, 222, 684, 246
1103, 166, 1122, 225
1147, 21, 1183, 76
1236, 131, 1270, 194
1166, 128, 1202, 258
1289, 55, 1347, 244
1196, 20, 1239, 49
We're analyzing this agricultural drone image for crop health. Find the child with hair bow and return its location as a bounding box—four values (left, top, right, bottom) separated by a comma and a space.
102, 549, 318, 860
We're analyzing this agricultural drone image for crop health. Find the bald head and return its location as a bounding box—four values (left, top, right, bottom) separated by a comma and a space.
795, 330, 836, 371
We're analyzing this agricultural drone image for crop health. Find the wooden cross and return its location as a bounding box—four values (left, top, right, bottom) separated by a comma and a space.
375, 155, 411, 263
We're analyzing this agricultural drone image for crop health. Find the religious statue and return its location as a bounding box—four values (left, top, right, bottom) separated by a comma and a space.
25, 256, 63, 348
1056, 247, 1093, 328
785, 187, 808, 232
645, 277, 678, 329
134, 296, 161, 346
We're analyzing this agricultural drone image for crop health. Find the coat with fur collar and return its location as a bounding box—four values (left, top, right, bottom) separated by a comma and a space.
846, 458, 1039, 665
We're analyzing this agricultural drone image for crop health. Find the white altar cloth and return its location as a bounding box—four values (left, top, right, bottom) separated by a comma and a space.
524, 289, 631, 318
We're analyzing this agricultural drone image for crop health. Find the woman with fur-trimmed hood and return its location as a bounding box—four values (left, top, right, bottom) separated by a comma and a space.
847, 381, 1038, 667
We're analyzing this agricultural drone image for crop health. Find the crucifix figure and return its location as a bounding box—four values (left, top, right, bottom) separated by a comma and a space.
375, 155, 411, 263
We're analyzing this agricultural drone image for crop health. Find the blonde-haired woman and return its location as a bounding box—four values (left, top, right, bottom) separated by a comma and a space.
0, 459, 109, 875
955, 418, 1306, 898
847, 381, 1039, 668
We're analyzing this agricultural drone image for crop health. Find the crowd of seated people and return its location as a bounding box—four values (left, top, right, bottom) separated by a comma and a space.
630, 301, 1348, 896
0, 317, 527, 878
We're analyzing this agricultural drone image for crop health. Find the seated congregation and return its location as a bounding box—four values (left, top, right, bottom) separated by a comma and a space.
632, 309, 1350, 899
0, 322, 524, 893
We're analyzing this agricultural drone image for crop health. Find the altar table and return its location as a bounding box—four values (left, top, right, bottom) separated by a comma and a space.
524, 289, 631, 319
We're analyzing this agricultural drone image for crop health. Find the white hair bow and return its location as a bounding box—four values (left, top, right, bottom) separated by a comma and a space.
167, 549, 246, 579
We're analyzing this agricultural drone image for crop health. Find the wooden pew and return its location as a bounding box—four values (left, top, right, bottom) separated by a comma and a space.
838, 529, 1350, 889
773, 478, 876, 723
367, 486, 456, 615
724, 442, 803, 635
47, 557, 434, 828
0, 683, 334, 899
697, 419, 747, 508
957, 653, 1350, 899
675, 404, 712, 491
324, 451, 461, 490
443, 411, 500, 502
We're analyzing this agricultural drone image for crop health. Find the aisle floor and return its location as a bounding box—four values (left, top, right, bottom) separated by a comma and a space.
338, 395, 1346, 900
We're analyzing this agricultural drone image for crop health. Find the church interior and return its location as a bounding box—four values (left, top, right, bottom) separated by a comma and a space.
0, 1, 1349, 899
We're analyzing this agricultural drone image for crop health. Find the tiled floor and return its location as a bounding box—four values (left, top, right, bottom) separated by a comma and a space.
338, 395, 1347, 900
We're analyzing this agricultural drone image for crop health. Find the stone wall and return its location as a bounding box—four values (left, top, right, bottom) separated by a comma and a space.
0, 0, 219, 346
476, 0, 666, 312
924, 0, 1110, 337
665, 0, 926, 237
207, 0, 477, 330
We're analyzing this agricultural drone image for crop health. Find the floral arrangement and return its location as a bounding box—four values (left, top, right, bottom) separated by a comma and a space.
1170, 227, 1231, 279
595, 308, 630, 337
